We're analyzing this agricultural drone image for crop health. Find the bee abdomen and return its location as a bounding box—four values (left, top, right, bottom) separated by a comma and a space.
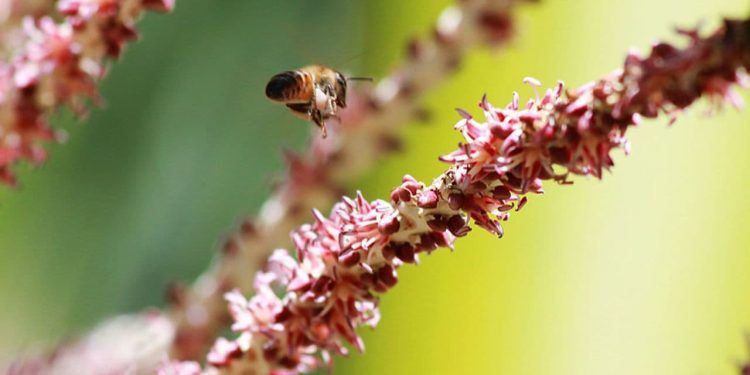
265, 70, 311, 103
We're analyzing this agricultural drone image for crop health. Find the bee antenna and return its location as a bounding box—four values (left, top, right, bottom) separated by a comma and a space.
346, 76, 374, 82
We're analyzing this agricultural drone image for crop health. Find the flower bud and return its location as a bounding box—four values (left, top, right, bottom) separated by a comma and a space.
377, 265, 398, 288
447, 215, 468, 237
338, 250, 361, 268
447, 193, 465, 210
394, 243, 416, 263
378, 214, 401, 235
417, 189, 439, 208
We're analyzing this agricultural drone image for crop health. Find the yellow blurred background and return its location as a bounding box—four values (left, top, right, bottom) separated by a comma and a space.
1, 0, 750, 374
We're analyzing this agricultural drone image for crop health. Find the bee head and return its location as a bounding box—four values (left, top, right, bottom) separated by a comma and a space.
334, 71, 348, 108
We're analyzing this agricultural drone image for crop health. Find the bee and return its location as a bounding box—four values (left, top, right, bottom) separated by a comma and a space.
265, 65, 371, 138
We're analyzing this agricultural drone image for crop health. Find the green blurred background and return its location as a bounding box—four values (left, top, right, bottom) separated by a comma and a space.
2, 0, 750, 374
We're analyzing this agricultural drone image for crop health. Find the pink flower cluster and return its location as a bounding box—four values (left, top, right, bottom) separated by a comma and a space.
207, 188, 472, 373
5, 312, 176, 375
157, 360, 203, 375
176, 18, 750, 374
0, 0, 173, 185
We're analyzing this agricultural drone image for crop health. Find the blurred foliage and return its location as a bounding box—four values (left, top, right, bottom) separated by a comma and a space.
1, 0, 750, 374
0, 0, 366, 351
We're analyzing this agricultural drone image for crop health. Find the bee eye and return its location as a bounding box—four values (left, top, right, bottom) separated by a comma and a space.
334, 72, 348, 108
336, 72, 347, 89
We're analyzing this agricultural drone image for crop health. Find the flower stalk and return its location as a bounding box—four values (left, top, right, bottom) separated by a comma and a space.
188, 16, 750, 374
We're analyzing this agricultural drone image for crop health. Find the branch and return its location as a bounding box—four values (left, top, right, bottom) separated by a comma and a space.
171, 16, 750, 375
0, 0, 174, 186
168, 0, 529, 361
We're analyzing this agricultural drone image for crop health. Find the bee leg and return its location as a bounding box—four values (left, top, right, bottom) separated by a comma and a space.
323, 85, 339, 114
328, 97, 337, 115
310, 108, 328, 138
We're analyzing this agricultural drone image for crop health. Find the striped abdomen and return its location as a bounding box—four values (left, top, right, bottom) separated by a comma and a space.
265, 70, 314, 104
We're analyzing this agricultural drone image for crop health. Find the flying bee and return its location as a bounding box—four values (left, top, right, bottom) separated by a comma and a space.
265, 65, 371, 138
